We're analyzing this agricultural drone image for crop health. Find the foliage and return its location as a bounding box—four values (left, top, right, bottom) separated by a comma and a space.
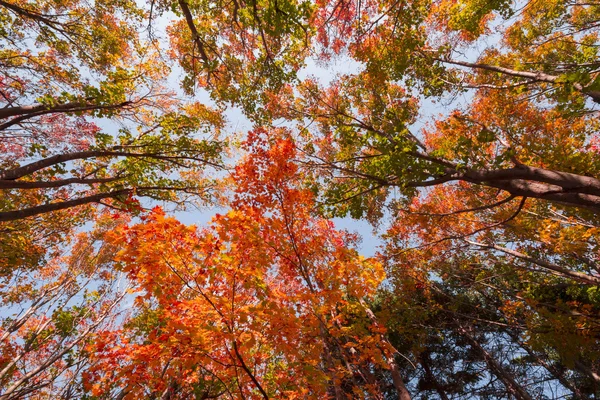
1, 0, 600, 398
84, 132, 393, 398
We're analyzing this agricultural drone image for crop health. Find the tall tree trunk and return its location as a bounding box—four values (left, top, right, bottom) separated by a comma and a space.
459, 327, 533, 400
420, 351, 450, 400
320, 326, 345, 400
575, 359, 600, 396
359, 299, 411, 400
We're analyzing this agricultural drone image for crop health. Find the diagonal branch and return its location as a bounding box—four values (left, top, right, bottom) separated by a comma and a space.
465, 240, 600, 285
0, 101, 132, 132
1, 150, 221, 181
0, 186, 202, 222
232, 341, 269, 400
0, 0, 63, 29
0, 100, 132, 121
0, 176, 122, 189
440, 58, 600, 103
0, 189, 131, 222
178, 0, 210, 66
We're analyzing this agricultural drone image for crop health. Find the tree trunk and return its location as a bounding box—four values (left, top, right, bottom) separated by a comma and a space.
420, 351, 450, 400
459, 327, 533, 400
359, 299, 411, 400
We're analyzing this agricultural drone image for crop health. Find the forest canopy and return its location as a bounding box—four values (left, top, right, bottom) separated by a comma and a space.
1, 0, 600, 398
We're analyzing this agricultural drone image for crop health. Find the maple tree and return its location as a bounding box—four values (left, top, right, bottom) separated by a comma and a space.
84, 131, 405, 398
283, 0, 600, 212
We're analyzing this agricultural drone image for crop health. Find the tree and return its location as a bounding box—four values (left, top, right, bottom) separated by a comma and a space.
274, 0, 600, 215
0, 0, 227, 321
275, 0, 600, 397
0, 0, 226, 224
0, 213, 131, 399
0, 2, 227, 396
83, 131, 410, 399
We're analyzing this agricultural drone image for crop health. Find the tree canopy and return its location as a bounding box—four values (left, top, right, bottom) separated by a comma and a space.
1, 0, 599, 398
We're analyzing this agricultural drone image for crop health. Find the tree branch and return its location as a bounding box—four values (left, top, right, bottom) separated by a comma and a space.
178, 0, 210, 66
465, 240, 600, 285
1, 149, 221, 181
441, 58, 600, 103
0, 189, 131, 222
0, 176, 122, 189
